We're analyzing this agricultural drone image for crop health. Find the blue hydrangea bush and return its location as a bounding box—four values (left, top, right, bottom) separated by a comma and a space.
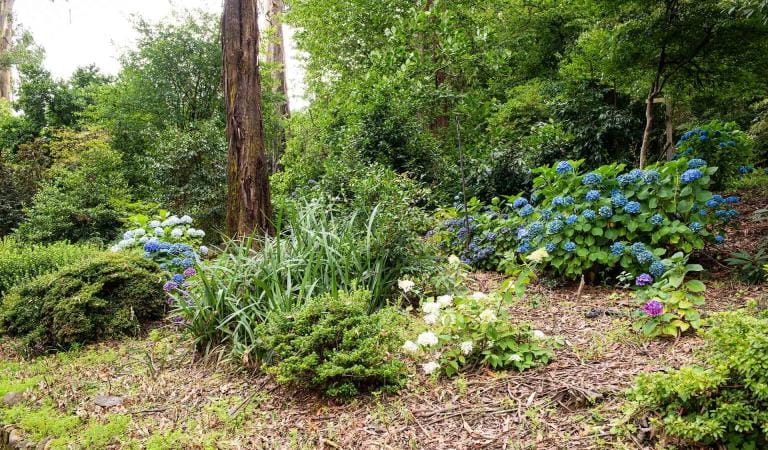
430, 157, 737, 280
110, 210, 209, 318
674, 120, 753, 187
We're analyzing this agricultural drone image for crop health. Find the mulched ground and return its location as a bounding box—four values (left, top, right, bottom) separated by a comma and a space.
2, 186, 767, 449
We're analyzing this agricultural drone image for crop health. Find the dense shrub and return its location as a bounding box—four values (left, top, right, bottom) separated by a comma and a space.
630, 311, 768, 447
0, 237, 100, 297
674, 121, 753, 188
431, 157, 736, 279
0, 252, 165, 355
14, 130, 129, 244
252, 290, 407, 398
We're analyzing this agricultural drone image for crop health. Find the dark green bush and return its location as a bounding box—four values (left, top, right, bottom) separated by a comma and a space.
0, 237, 100, 297
14, 130, 129, 244
254, 290, 408, 399
629, 311, 768, 447
0, 252, 165, 356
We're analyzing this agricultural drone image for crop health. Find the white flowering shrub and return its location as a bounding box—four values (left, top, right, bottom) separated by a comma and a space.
403, 289, 557, 377
109, 210, 206, 253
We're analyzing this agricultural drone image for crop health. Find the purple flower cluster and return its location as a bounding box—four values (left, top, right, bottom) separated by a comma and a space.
642, 300, 664, 317
635, 273, 654, 286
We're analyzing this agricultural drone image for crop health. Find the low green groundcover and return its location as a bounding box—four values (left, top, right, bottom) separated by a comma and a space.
0, 252, 165, 356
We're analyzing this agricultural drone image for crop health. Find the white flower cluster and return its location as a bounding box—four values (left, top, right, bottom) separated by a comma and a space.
161, 215, 193, 227
397, 279, 415, 293
110, 228, 151, 252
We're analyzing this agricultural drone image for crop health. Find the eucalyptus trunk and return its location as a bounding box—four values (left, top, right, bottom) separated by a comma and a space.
266, 0, 289, 169
222, 0, 275, 238
0, 0, 14, 101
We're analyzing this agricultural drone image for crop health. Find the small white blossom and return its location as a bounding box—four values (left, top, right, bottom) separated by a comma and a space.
195, 229, 205, 238
526, 248, 549, 263
162, 216, 181, 227
154, 227, 165, 236
133, 228, 146, 237
398, 279, 415, 293
508, 354, 522, 362
402, 340, 419, 353
436, 295, 453, 307
423, 313, 439, 325
478, 309, 497, 323
149, 220, 161, 228
460, 341, 473, 355
123, 231, 134, 240
470, 292, 487, 300
448, 255, 460, 265
422, 301, 440, 314
109, 245, 121, 252
421, 361, 439, 375
180, 215, 193, 224
171, 228, 184, 238
199, 246, 209, 255
416, 331, 438, 347
532, 330, 546, 339
139, 236, 149, 244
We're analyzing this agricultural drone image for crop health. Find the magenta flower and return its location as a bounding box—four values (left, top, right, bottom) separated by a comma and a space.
183, 267, 197, 278
642, 300, 664, 317
635, 274, 653, 286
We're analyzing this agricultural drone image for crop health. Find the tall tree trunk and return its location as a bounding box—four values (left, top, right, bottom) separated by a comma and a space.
0, 0, 14, 102
664, 97, 675, 161
266, 0, 289, 171
639, 90, 656, 169
223, 0, 274, 238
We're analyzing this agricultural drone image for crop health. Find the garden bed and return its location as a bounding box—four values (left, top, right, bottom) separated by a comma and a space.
0, 278, 762, 449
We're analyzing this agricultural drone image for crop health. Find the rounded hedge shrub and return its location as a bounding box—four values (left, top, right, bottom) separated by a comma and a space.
0, 252, 165, 356
253, 290, 408, 399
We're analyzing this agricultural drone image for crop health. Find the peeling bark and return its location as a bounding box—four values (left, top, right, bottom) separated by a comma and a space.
0, 0, 14, 101
223, 0, 274, 238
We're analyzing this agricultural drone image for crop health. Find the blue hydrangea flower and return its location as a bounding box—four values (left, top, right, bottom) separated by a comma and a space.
144, 241, 161, 253
681, 169, 703, 184
172, 274, 185, 284
517, 242, 532, 254
528, 222, 544, 236
563, 241, 576, 252
687, 158, 707, 169
547, 220, 564, 234
636, 251, 655, 265
699, 135, 708, 142
641, 170, 660, 184
181, 258, 194, 268
171, 257, 182, 266
516, 227, 529, 240
566, 214, 579, 225
712, 195, 724, 204
599, 206, 613, 218
714, 235, 725, 244
582, 209, 596, 220
738, 165, 753, 175
610, 242, 625, 256
617, 174, 634, 186
699, 209, 708, 216
556, 161, 574, 174
158, 242, 172, 252
649, 260, 666, 278
486, 232, 498, 241
689, 222, 703, 233
630, 242, 647, 256
540, 208, 553, 220
624, 201, 641, 214
650, 214, 664, 225
519, 205, 535, 217
582, 173, 603, 185
611, 194, 628, 208
725, 196, 740, 204
512, 197, 529, 209
705, 199, 719, 208
545, 243, 557, 252
585, 190, 601, 202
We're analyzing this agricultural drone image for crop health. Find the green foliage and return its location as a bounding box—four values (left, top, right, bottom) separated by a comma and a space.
0, 237, 99, 297
629, 311, 768, 447
675, 121, 754, 187
253, 290, 408, 398
726, 246, 768, 284
632, 253, 705, 338
175, 200, 422, 359
14, 130, 129, 244
0, 252, 164, 356
431, 157, 732, 278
